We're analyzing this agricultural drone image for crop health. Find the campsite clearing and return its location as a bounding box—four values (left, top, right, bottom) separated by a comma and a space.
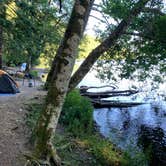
0, 80, 46, 166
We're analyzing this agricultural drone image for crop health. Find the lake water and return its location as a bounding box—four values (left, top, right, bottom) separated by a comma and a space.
79, 70, 166, 150
93, 101, 166, 150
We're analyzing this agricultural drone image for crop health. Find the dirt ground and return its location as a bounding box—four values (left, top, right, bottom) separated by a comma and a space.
0, 80, 46, 166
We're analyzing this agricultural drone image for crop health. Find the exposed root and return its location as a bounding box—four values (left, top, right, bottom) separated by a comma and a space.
24, 146, 61, 166
24, 159, 41, 166
47, 142, 61, 166
24, 153, 50, 165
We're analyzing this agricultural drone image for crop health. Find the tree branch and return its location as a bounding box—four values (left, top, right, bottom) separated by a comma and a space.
90, 14, 109, 25
68, 0, 150, 91
143, 7, 165, 16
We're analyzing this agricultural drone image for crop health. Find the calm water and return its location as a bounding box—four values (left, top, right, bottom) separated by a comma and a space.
79, 70, 166, 150
93, 101, 166, 150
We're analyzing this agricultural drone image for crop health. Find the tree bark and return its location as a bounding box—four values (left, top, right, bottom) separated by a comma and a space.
45, 0, 94, 89
34, 0, 94, 165
68, 0, 150, 91
0, 26, 3, 69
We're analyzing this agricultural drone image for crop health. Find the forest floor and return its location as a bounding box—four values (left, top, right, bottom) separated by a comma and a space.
0, 77, 124, 166
0, 79, 46, 166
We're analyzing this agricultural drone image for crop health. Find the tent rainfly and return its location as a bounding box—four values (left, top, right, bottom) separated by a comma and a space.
0, 70, 20, 94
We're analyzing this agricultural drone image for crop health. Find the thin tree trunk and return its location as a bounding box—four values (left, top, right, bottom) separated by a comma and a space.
34, 1, 94, 165
68, 0, 150, 91
0, 26, 3, 69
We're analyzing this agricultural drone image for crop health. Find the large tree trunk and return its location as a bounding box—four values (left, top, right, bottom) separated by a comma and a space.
68, 0, 150, 91
34, 0, 94, 165
0, 26, 3, 69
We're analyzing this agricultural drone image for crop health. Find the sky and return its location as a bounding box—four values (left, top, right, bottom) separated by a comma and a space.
86, 0, 166, 36
86, 0, 104, 36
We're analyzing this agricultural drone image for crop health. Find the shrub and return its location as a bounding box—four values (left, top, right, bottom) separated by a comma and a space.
122, 148, 148, 166
60, 90, 94, 137
10, 63, 16, 67
78, 135, 127, 166
29, 70, 38, 78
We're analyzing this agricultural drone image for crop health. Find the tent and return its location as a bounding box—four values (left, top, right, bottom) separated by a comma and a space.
0, 70, 20, 94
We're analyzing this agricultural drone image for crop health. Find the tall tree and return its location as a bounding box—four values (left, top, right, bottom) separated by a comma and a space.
93, 0, 166, 83
34, 0, 94, 165
0, 1, 7, 69
68, 0, 150, 91
0, 0, 67, 67
0, 26, 2, 69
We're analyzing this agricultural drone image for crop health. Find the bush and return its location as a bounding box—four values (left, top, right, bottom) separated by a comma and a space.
79, 135, 127, 166
29, 70, 38, 78
10, 63, 16, 67
122, 149, 148, 166
60, 90, 94, 137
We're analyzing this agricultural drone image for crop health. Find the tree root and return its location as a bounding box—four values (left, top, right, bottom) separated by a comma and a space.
24, 153, 50, 166
47, 143, 61, 166
24, 144, 61, 166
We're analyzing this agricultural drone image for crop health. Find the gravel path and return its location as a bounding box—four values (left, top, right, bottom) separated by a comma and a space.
0, 80, 46, 166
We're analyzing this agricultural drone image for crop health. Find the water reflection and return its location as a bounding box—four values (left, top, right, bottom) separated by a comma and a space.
93, 101, 166, 150
78, 69, 166, 151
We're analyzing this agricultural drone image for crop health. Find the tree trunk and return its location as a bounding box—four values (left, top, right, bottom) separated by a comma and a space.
45, 0, 94, 89
34, 0, 94, 165
68, 0, 150, 91
0, 26, 3, 69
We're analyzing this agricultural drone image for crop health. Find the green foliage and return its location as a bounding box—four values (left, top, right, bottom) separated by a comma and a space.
78, 35, 99, 59
122, 147, 148, 166
29, 70, 38, 78
102, 0, 135, 20
79, 135, 127, 166
79, 135, 148, 166
95, 0, 166, 83
60, 90, 94, 137
25, 95, 149, 166
53, 133, 99, 166
9, 63, 16, 67
154, 15, 166, 45
1, 0, 69, 66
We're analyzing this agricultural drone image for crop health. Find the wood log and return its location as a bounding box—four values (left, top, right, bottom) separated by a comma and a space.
79, 84, 117, 93
79, 85, 144, 108
92, 99, 145, 108
81, 89, 139, 99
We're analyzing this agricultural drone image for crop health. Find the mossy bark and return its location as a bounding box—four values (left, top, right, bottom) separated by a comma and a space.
0, 26, 2, 69
34, 1, 94, 165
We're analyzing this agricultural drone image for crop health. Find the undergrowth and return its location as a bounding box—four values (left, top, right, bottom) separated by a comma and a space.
26, 90, 148, 166
60, 89, 94, 137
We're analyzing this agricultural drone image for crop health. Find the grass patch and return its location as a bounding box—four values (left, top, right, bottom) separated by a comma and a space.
53, 132, 100, 166
26, 102, 42, 130
26, 100, 44, 142
123, 150, 148, 166
76, 135, 127, 166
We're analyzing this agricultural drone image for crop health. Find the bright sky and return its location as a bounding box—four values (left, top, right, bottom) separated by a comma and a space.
86, 0, 104, 36
86, 0, 166, 36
